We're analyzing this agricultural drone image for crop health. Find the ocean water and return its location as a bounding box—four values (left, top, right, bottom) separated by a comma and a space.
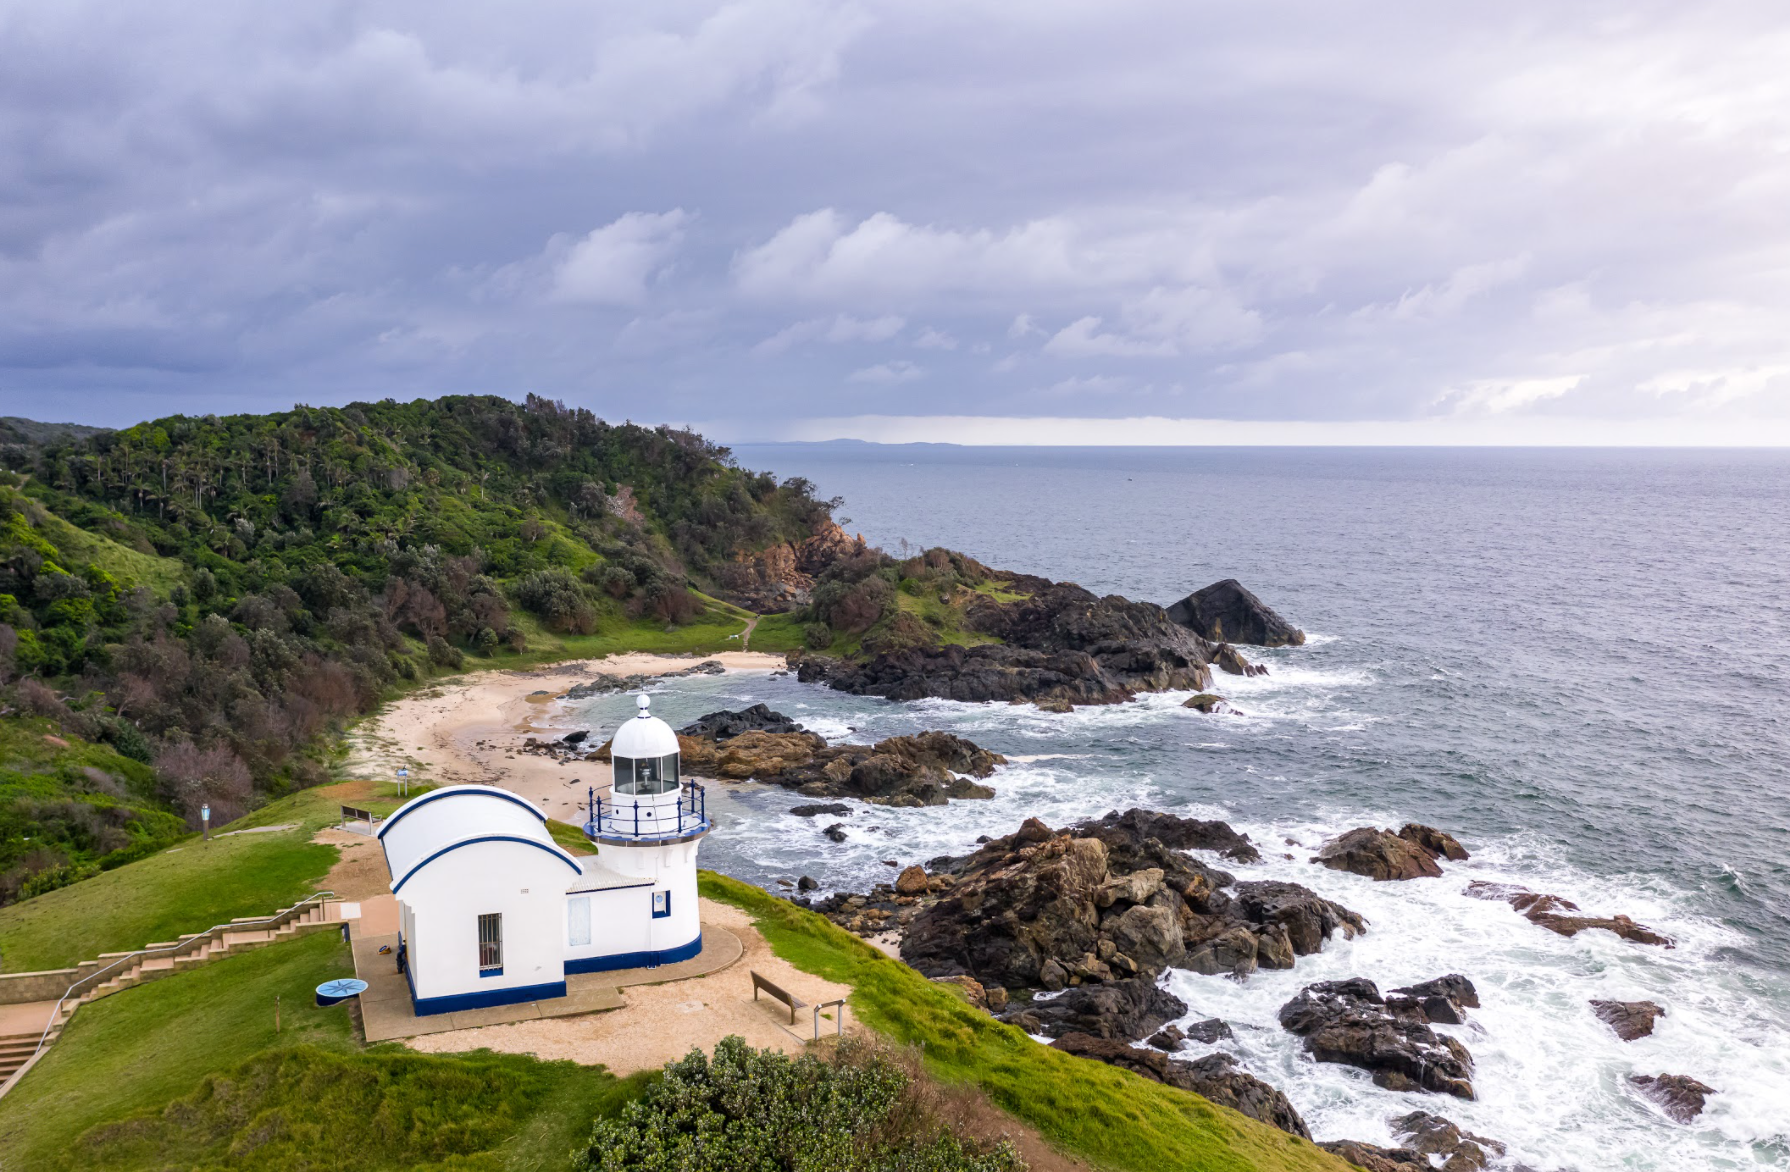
571, 445, 1790, 1169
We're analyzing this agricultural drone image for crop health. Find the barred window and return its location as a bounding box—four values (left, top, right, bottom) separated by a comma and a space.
477, 913, 503, 972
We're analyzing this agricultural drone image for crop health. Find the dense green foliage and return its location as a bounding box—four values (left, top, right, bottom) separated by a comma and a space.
698, 872, 1350, 1172
0, 395, 833, 903
0, 717, 186, 904
0, 930, 645, 1172
576, 1035, 1023, 1172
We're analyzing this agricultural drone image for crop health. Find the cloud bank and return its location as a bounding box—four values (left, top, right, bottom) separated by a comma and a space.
3, 1, 1790, 441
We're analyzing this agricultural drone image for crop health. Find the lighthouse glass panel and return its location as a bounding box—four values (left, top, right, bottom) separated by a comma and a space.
613, 754, 679, 796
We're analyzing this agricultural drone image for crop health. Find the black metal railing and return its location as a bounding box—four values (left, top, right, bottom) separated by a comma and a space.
583, 782, 708, 841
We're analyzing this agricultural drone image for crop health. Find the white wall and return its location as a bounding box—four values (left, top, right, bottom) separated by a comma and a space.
598, 839, 702, 955
399, 839, 578, 1004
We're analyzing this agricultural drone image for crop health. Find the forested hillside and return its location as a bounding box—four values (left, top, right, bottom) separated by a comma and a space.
0, 394, 835, 903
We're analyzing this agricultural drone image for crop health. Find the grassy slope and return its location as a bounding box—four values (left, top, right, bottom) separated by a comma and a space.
699, 871, 1351, 1172
0, 930, 644, 1172
0, 782, 405, 972
22, 499, 185, 594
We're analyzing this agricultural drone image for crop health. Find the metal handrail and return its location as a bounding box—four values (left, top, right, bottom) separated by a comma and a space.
582, 781, 708, 841
22, 890, 336, 1065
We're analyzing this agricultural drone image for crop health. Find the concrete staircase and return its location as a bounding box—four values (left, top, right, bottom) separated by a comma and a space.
0, 895, 338, 1099
0, 1033, 36, 1084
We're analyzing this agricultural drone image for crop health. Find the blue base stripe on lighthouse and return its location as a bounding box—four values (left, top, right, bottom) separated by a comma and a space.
410, 979, 568, 1016
565, 934, 702, 974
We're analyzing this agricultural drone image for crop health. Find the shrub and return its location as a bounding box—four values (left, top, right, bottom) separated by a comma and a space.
425, 634, 464, 669
804, 622, 833, 650
574, 1036, 1023, 1172
515, 568, 596, 634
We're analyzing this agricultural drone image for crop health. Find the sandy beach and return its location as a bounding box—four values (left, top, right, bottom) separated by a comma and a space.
340, 651, 785, 826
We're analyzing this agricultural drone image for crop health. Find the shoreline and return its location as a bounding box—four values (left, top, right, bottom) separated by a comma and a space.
339, 651, 786, 826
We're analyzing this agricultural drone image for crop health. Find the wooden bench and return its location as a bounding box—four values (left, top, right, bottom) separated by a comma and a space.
750, 970, 806, 1024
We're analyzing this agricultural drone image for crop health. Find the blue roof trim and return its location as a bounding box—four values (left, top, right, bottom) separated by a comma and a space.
391, 834, 583, 894
378, 785, 546, 840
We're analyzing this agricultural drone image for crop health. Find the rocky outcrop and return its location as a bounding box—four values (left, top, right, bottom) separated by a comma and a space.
1049, 1032, 1310, 1139
1314, 824, 1468, 881
1278, 977, 1477, 1099
1465, 882, 1672, 947
718, 519, 868, 612
1390, 1111, 1505, 1170
900, 810, 1362, 1032
1212, 643, 1269, 677
1182, 693, 1237, 714
1166, 579, 1306, 647
667, 729, 1005, 807
1005, 977, 1188, 1041
1388, 975, 1480, 1025
677, 704, 806, 739
562, 659, 723, 698
1591, 999, 1666, 1041
1630, 1073, 1716, 1123
1318, 1140, 1429, 1172
793, 578, 1220, 706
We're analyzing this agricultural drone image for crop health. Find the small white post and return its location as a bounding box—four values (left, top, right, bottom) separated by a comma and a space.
201, 804, 210, 841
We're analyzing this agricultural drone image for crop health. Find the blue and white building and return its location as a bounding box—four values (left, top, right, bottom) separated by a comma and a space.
379, 695, 710, 1016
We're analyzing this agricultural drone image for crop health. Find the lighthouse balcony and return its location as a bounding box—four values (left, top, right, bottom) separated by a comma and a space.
583, 781, 710, 844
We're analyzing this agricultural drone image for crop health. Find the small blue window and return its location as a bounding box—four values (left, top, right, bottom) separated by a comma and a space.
652, 890, 671, 919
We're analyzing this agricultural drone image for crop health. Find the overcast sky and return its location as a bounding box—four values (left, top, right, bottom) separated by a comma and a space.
3, 2, 1789, 443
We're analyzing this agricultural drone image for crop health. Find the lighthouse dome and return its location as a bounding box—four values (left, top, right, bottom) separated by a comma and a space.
609, 695, 681, 796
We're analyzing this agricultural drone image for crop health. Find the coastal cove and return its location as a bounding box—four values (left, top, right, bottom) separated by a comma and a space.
599, 445, 1783, 1170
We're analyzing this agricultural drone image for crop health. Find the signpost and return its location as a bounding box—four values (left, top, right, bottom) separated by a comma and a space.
201, 803, 210, 841
397, 767, 410, 797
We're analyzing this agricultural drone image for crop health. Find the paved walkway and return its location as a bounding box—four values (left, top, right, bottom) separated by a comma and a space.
0, 1002, 56, 1037
353, 924, 744, 1042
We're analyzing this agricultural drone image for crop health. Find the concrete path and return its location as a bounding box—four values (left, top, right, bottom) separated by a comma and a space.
353, 923, 744, 1043
0, 1003, 55, 1036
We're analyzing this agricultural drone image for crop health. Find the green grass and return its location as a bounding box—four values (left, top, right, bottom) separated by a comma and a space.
698, 871, 1351, 1172
492, 592, 754, 667
546, 817, 596, 856
743, 610, 808, 654
894, 590, 1004, 648
0, 931, 648, 1172
0, 781, 409, 973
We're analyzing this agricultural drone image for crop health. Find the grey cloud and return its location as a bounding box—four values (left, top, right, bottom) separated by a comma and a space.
2, 0, 1789, 436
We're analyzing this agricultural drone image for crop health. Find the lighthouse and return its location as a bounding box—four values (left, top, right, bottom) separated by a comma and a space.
575, 694, 709, 970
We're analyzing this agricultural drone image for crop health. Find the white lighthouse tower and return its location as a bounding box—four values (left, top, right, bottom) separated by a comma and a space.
574, 694, 708, 970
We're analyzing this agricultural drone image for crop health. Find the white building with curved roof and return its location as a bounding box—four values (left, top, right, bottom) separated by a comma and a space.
378, 695, 711, 1016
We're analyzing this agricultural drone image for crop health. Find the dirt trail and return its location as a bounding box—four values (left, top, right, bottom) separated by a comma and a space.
740, 613, 759, 651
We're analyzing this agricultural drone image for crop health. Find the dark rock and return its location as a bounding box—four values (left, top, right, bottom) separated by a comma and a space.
1465, 882, 1673, 947
1211, 643, 1270, 677
1399, 823, 1469, 861
1166, 579, 1306, 647
563, 660, 723, 698
1278, 978, 1475, 1099
1318, 1140, 1429, 1172
1146, 1023, 1184, 1050
1182, 693, 1229, 713
560, 729, 589, 745
1184, 1017, 1234, 1044
1391, 1110, 1505, 1170
900, 809, 1361, 1033
677, 703, 806, 739
1232, 880, 1368, 955
794, 578, 1220, 707
1315, 826, 1448, 880
1591, 999, 1666, 1041
822, 823, 848, 843
1630, 1073, 1715, 1123
688, 728, 1005, 807
1081, 807, 1262, 863
796, 876, 818, 892
1389, 975, 1479, 1024
1007, 976, 1187, 1041
1049, 1032, 1309, 1139
790, 803, 851, 818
